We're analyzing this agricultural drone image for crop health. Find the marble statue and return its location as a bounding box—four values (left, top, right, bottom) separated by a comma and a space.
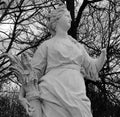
5, 4, 106, 117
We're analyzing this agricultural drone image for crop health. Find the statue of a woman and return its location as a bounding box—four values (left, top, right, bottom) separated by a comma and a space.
19, 4, 106, 117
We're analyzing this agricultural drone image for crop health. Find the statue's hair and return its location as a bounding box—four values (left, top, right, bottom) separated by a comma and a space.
48, 4, 68, 36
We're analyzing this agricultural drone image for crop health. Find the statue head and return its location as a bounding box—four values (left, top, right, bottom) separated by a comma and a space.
48, 4, 71, 36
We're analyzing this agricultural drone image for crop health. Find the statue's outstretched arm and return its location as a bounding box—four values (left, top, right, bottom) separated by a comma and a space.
96, 48, 107, 72
80, 44, 107, 81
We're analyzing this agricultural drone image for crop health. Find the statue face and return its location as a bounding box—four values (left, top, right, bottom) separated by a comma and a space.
56, 10, 72, 32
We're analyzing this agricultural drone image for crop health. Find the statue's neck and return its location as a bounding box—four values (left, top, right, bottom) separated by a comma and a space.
55, 28, 69, 39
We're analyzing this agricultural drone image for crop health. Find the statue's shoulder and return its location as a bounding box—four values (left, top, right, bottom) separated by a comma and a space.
68, 35, 86, 51
37, 39, 51, 49
42, 38, 54, 46
68, 35, 78, 43
43, 37, 58, 46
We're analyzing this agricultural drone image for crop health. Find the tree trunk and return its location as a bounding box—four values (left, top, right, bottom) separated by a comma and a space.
66, 0, 77, 39
66, 0, 88, 40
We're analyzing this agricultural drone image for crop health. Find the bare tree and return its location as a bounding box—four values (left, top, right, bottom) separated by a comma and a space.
0, 0, 57, 88
0, 0, 120, 116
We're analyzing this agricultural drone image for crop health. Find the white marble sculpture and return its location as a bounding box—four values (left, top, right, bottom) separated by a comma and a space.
6, 4, 106, 117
